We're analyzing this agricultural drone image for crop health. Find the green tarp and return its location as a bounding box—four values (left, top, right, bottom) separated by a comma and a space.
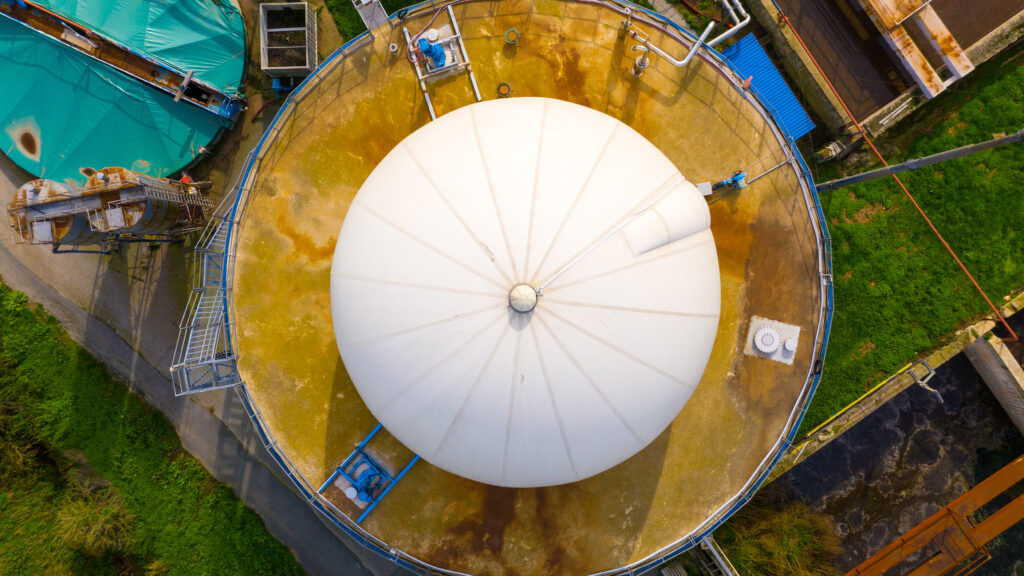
32, 0, 245, 93
0, 16, 232, 184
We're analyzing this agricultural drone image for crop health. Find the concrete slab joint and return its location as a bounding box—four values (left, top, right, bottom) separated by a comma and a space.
965, 335, 1024, 437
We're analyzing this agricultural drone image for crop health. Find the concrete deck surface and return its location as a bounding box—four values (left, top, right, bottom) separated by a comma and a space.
231, 1, 827, 574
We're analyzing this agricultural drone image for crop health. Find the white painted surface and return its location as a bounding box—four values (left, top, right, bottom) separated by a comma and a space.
331, 98, 720, 487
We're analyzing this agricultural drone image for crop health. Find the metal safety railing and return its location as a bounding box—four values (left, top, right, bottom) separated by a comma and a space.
582, 7, 835, 574
170, 1, 834, 573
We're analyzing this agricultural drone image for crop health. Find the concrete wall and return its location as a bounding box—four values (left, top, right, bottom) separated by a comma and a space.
965, 334, 1024, 437
746, 0, 852, 132
749, 0, 1024, 138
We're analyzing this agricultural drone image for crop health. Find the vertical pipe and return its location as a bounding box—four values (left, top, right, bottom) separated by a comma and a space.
707, 0, 751, 47
682, 21, 716, 66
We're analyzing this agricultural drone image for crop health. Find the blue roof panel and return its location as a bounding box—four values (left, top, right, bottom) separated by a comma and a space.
721, 34, 815, 141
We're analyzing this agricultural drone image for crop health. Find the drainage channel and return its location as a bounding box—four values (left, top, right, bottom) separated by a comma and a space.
717, 305, 1024, 574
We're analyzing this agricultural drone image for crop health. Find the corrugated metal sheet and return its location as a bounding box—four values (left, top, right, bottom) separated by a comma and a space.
721, 34, 816, 141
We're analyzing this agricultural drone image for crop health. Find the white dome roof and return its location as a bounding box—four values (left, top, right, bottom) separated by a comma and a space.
330, 98, 720, 487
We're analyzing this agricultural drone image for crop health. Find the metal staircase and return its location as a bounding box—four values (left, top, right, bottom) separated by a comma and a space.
171, 216, 241, 395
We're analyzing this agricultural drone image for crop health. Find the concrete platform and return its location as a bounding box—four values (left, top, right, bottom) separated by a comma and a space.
228, 1, 830, 573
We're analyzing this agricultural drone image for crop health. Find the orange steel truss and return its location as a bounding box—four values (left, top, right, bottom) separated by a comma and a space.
845, 454, 1024, 576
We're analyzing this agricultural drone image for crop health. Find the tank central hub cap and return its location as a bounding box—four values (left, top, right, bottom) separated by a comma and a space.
509, 284, 538, 313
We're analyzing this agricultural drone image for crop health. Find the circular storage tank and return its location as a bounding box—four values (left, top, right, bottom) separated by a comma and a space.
217, 2, 833, 574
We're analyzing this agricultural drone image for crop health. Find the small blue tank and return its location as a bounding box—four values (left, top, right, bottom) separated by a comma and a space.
418, 37, 446, 68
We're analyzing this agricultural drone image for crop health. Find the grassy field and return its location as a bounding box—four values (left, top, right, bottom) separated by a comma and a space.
799, 43, 1024, 432
323, 0, 426, 42
716, 497, 839, 576
0, 281, 304, 576
323, 0, 366, 41
667, 0, 723, 31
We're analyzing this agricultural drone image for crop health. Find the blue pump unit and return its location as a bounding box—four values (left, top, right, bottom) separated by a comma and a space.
418, 37, 446, 68
712, 171, 748, 191
271, 77, 296, 98
317, 423, 420, 523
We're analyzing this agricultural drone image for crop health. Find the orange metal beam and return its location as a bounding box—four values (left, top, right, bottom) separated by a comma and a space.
973, 492, 1024, 545
847, 512, 957, 576
844, 455, 1024, 576
905, 513, 985, 576
948, 455, 1024, 517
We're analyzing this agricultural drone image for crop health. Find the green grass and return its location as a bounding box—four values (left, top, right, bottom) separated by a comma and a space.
628, 0, 655, 11
322, 0, 428, 41
800, 43, 1024, 433
716, 499, 839, 576
667, 0, 721, 32
380, 0, 433, 16
0, 281, 305, 576
323, 0, 367, 41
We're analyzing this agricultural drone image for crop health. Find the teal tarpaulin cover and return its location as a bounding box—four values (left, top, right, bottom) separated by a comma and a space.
32, 0, 245, 93
0, 16, 232, 185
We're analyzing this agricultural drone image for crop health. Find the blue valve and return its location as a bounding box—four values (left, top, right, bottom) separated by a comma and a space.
712, 170, 748, 192
418, 37, 446, 68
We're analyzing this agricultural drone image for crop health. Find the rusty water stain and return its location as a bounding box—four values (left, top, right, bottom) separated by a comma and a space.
274, 209, 337, 261
548, 45, 590, 106
131, 159, 151, 174
19, 132, 37, 155
445, 486, 516, 556
535, 488, 568, 573
425, 485, 528, 576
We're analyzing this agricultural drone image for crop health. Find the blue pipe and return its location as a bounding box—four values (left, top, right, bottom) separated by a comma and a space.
357, 455, 420, 523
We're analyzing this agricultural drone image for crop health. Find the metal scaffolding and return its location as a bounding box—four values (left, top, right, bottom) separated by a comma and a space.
8, 168, 213, 254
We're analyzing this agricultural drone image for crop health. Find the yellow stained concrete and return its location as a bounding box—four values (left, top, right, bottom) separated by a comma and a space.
232, 1, 825, 574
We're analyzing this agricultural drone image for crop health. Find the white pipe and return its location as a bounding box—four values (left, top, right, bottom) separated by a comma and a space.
732, 0, 750, 21
720, 0, 740, 26
682, 21, 716, 65
630, 20, 714, 67
707, 0, 750, 47
626, 0, 750, 67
